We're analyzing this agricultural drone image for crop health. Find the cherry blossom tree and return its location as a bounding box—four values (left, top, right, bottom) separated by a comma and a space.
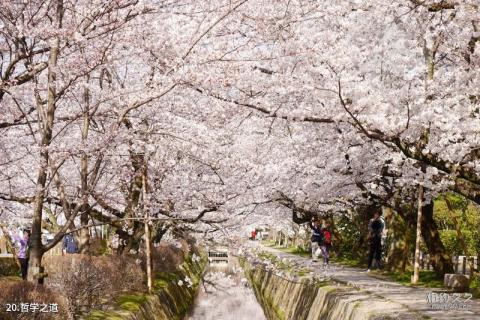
0, 0, 478, 282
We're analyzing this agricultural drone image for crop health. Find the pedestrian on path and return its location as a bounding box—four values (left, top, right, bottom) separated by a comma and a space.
309, 217, 323, 262
10, 228, 30, 280
321, 220, 332, 267
366, 211, 384, 272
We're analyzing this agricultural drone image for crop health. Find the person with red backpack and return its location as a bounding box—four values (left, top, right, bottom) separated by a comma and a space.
309, 217, 323, 263
320, 221, 332, 268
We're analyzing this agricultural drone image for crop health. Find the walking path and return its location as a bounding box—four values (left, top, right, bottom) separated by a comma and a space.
260, 245, 480, 320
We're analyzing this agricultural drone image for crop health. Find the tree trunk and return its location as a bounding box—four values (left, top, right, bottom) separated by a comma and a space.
28, 0, 63, 283
116, 147, 144, 254
385, 208, 410, 272
78, 210, 90, 253
420, 201, 454, 277
29, 150, 49, 283
78, 77, 91, 254
353, 205, 380, 260
395, 206, 417, 273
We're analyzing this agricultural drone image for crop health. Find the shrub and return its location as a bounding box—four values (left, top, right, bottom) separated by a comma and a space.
43, 254, 144, 318
439, 230, 478, 256
336, 214, 363, 259
471, 273, 480, 299
88, 238, 109, 256
150, 243, 185, 273
0, 280, 67, 320
0, 257, 20, 276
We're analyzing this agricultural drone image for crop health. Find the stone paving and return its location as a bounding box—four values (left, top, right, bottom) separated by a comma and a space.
260, 245, 480, 320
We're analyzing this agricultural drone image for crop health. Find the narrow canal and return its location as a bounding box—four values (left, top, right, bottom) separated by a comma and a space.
186, 248, 265, 320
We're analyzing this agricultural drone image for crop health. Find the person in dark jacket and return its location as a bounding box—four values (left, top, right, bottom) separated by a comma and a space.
309, 217, 323, 262
366, 212, 384, 272
62, 233, 78, 254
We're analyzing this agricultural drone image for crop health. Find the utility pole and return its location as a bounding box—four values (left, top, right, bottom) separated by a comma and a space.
412, 164, 426, 284
412, 183, 423, 284
142, 163, 153, 293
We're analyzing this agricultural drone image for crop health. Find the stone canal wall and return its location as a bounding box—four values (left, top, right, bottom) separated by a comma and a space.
241, 259, 421, 320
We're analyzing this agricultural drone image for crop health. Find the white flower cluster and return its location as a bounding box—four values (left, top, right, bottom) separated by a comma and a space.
184, 276, 193, 288
192, 253, 201, 262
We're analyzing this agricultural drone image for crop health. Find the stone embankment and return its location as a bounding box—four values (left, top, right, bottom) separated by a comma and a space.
241, 244, 479, 320
83, 254, 207, 320
241, 257, 419, 320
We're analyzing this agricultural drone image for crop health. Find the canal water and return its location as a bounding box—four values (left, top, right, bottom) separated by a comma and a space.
185, 251, 266, 320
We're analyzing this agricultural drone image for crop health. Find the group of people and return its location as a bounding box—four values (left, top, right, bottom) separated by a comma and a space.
309, 211, 385, 272
309, 217, 333, 267
250, 228, 266, 240
6, 228, 78, 280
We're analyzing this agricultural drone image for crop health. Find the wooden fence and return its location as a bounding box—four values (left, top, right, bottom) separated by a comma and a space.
415, 252, 479, 275
451, 255, 479, 275
269, 230, 309, 250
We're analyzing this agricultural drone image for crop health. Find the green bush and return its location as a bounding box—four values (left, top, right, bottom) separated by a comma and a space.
439, 230, 478, 256
434, 194, 480, 256
88, 238, 108, 256
335, 214, 363, 259
470, 273, 480, 298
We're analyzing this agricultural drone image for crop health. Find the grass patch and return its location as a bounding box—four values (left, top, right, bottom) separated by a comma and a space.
0, 275, 22, 282
259, 252, 291, 269
262, 241, 311, 258
277, 246, 311, 258
370, 270, 443, 288
321, 285, 337, 293
262, 240, 276, 247
154, 270, 181, 287
470, 273, 480, 298
314, 279, 330, 287
257, 251, 295, 274
117, 294, 148, 312
330, 255, 445, 288
153, 278, 170, 289
84, 310, 126, 320
331, 255, 364, 268
258, 250, 314, 278
297, 268, 310, 277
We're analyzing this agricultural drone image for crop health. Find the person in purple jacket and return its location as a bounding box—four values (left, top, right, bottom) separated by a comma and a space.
11, 229, 31, 280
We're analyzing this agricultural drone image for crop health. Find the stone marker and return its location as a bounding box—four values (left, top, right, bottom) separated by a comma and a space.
444, 274, 471, 292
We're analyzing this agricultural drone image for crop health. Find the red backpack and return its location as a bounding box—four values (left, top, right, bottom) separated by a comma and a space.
323, 229, 332, 245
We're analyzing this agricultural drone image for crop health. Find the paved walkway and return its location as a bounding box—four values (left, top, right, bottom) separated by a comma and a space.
260, 245, 480, 320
